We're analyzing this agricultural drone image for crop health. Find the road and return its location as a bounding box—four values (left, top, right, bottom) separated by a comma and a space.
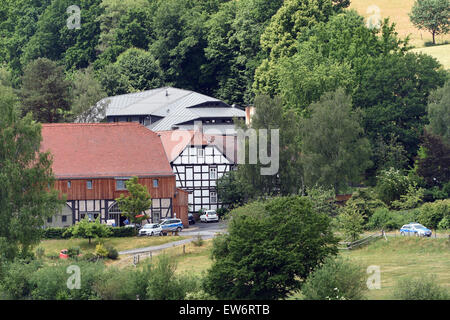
118, 220, 227, 255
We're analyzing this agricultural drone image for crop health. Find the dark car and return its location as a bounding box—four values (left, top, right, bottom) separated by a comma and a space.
188, 213, 195, 225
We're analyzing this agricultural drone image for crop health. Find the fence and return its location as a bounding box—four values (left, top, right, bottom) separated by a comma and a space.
339, 232, 384, 250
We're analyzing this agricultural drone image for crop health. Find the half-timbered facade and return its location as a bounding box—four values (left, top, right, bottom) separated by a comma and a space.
158, 130, 237, 213
41, 123, 189, 227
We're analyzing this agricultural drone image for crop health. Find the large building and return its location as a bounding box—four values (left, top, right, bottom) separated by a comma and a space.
102, 87, 246, 134
157, 130, 237, 213
41, 123, 189, 228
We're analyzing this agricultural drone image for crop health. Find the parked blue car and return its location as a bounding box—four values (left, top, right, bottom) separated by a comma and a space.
399, 223, 432, 237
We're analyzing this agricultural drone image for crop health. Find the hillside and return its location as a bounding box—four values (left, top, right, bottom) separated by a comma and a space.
349, 0, 450, 48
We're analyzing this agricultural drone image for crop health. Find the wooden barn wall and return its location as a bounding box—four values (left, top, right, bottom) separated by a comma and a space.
55, 176, 176, 201
174, 188, 189, 227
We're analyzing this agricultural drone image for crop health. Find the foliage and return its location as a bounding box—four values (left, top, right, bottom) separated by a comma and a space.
106, 246, 118, 260
338, 206, 365, 242
0, 84, 62, 261
69, 67, 109, 122
301, 256, 367, 300
305, 185, 338, 217
192, 234, 204, 247
438, 215, 450, 229
0, 259, 42, 299
217, 170, 253, 208
20, 58, 71, 123
115, 176, 152, 228
416, 199, 450, 230
409, 0, 450, 45
391, 182, 425, 210
146, 254, 200, 300
367, 208, 402, 231
64, 217, 112, 244
300, 89, 372, 192
99, 48, 164, 96
344, 189, 387, 225
67, 246, 80, 258
415, 131, 450, 188
42, 227, 72, 239
94, 243, 109, 258
427, 80, 450, 144
376, 168, 413, 206
235, 95, 303, 197
393, 275, 449, 300
204, 196, 338, 300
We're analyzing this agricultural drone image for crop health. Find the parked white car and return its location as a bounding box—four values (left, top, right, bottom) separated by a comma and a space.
138, 223, 162, 236
200, 210, 219, 223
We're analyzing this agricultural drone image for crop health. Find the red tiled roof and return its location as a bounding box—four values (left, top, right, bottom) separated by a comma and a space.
41, 123, 174, 179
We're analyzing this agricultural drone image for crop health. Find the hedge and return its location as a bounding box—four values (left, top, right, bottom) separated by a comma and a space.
42, 226, 135, 239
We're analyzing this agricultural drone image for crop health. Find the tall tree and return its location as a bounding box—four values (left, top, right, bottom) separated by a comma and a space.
20, 58, 71, 123
427, 80, 450, 144
69, 67, 109, 123
409, 0, 450, 45
204, 196, 338, 299
416, 130, 450, 188
236, 95, 303, 197
300, 88, 372, 193
0, 82, 62, 261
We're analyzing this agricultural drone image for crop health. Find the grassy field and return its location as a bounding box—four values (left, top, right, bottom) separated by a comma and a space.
349, 0, 450, 48
410, 44, 450, 70
36, 235, 187, 257
156, 236, 450, 300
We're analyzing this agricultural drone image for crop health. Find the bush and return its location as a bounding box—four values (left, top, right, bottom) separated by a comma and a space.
192, 234, 204, 247
42, 227, 72, 239
376, 168, 412, 206
106, 246, 119, 260
146, 255, 200, 300
438, 215, 450, 230
393, 276, 449, 300
108, 226, 136, 237
367, 208, 400, 230
216, 207, 228, 220
301, 256, 367, 300
67, 246, 80, 258
35, 247, 45, 260
93, 266, 147, 300
95, 243, 109, 258
417, 199, 450, 230
0, 260, 42, 299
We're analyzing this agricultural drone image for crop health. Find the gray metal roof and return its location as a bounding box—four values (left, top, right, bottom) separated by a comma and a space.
101, 87, 246, 131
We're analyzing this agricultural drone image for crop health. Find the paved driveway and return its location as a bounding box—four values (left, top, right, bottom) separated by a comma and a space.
118, 220, 228, 255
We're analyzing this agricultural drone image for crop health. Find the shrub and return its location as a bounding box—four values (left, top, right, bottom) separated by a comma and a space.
95, 243, 109, 258
192, 234, 204, 247
67, 246, 80, 258
42, 227, 72, 239
391, 183, 425, 210
301, 256, 367, 300
438, 215, 450, 230
417, 199, 450, 230
367, 208, 400, 230
344, 189, 386, 224
338, 207, 365, 241
93, 267, 142, 300
80, 252, 97, 262
216, 207, 228, 220
35, 247, 45, 260
393, 276, 449, 300
0, 260, 42, 299
376, 168, 412, 205
108, 227, 135, 238
146, 255, 199, 300
106, 246, 119, 260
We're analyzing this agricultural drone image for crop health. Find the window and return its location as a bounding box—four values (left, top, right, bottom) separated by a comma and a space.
210, 191, 217, 203
87, 180, 93, 189
62, 215, 67, 223
210, 167, 217, 179
116, 180, 127, 190
153, 179, 159, 188
197, 148, 204, 157
47, 217, 52, 223
67, 181, 71, 188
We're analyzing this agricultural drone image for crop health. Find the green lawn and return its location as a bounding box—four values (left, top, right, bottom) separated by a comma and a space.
410, 44, 450, 70
163, 236, 450, 300
36, 235, 187, 257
